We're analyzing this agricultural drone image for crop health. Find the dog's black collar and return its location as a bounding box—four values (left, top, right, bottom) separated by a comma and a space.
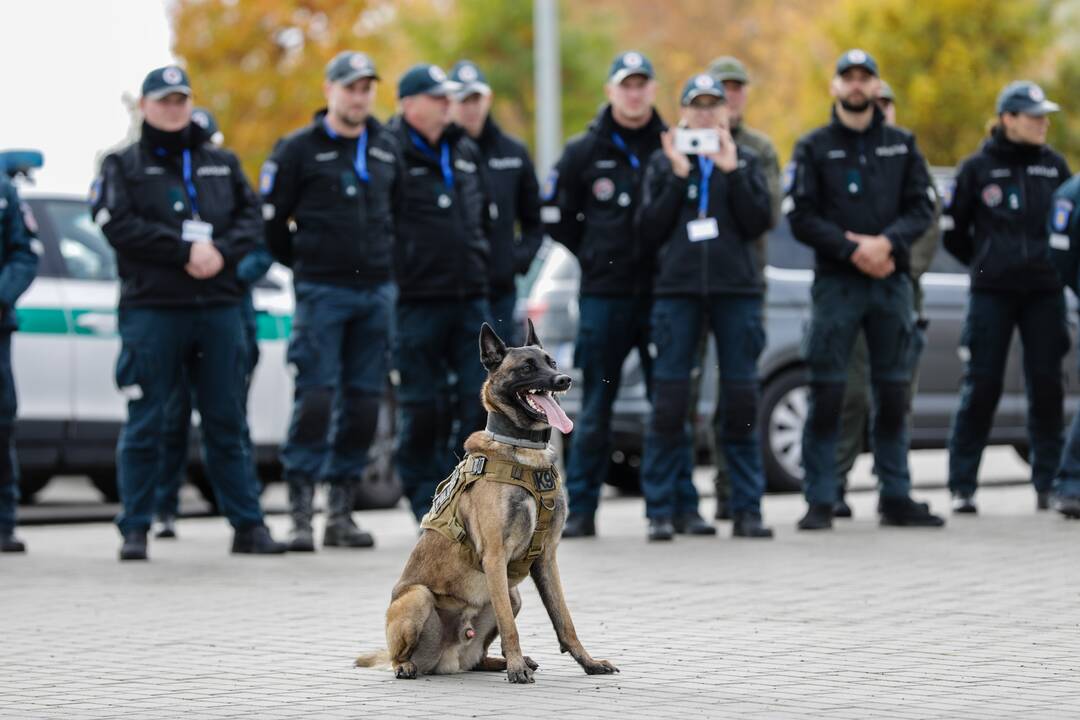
485, 413, 551, 449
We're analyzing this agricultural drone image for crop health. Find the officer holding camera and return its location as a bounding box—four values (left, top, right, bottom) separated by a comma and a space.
636, 74, 773, 541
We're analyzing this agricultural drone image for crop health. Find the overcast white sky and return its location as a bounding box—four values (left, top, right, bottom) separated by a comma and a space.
0, 0, 174, 194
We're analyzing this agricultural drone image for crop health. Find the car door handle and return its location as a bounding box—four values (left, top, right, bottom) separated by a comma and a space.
74, 312, 118, 335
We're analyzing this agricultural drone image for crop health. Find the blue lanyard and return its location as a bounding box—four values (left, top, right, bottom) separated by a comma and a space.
696, 156, 714, 218
181, 149, 200, 219
322, 118, 369, 183
610, 132, 640, 170
408, 129, 454, 190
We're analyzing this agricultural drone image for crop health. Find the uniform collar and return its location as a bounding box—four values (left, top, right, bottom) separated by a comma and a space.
985, 126, 1045, 163
829, 104, 884, 136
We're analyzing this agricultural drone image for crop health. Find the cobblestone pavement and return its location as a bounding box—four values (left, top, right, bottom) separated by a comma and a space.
4, 459, 1079, 719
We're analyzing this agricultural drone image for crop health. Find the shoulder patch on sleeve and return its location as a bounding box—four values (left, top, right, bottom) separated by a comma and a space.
781, 161, 795, 195
541, 169, 559, 202
1052, 198, 1074, 233
943, 179, 956, 210
259, 161, 278, 196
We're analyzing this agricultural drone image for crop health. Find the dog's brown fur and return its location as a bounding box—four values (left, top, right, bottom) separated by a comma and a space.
355, 322, 618, 684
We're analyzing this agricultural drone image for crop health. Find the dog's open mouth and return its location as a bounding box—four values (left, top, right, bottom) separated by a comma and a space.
517, 389, 574, 434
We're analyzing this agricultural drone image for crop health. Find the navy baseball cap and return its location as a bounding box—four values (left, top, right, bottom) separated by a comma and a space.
326, 51, 380, 85
681, 73, 725, 106
450, 60, 491, 98
996, 81, 1060, 116
141, 65, 192, 100
608, 51, 654, 84
398, 63, 460, 99
835, 49, 879, 77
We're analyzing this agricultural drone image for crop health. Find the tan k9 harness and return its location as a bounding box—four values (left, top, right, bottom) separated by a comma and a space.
420, 453, 560, 582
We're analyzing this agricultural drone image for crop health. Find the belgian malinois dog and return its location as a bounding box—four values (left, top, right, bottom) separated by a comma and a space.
355, 321, 618, 683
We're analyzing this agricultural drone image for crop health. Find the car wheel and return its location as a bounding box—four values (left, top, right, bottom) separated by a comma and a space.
354, 390, 403, 510
89, 470, 121, 503
606, 452, 642, 495
17, 470, 52, 504
760, 367, 809, 493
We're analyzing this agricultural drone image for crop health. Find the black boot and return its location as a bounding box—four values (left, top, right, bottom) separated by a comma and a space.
1, 529, 26, 553
561, 512, 596, 538
880, 496, 945, 527
154, 514, 177, 539
648, 517, 675, 542
119, 529, 148, 561
1054, 495, 1080, 519
833, 488, 852, 518
714, 499, 732, 521
951, 492, 977, 515
1036, 490, 1051, 511
323, 483, 375, 548
673, 511, 717, 536
797, 503, 834, 531
232, 524, 288, 554
287, 481, 316, 552
733, 512, 774, 538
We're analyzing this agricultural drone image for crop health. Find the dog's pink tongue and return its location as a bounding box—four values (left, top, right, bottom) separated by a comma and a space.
535, 394, 574, 434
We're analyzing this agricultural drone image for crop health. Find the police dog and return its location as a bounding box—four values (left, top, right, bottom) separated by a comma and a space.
355, 321, 618, 684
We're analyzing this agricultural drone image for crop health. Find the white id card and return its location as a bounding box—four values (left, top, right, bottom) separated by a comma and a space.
1050, 232, 1070, 251
687, 217, 719, 242
182, 219, 213, 243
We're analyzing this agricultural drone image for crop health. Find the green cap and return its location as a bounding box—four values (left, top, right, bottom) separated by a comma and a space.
878, 81, 895, 102
707, 56, 749, 84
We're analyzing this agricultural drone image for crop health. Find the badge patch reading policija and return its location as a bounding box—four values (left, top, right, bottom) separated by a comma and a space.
1053, 199, 1074, 233
982, 183, 1003, 208
592, 177, 615, 202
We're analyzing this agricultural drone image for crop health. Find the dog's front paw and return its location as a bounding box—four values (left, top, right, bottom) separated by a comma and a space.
583, 658, 619, 675
394, 661, 418, 679
506, 658, 535, 684
524, 655, 539, 670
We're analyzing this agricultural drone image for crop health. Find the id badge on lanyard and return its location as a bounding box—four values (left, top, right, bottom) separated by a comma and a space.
687, 156, 718, 241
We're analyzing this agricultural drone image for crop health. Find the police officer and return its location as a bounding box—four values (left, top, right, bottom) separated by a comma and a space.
386, 63, 492, 521
154, 108, 272, 540
790, 50, 943, 531
449, 60, 543, 346
705, 56, 783, 521
0, 173, 38, 553
943, 81, 1071, 514
1048, 170, 1080, 519
833, 80, 941, 518
543, 51, 666, 538
262, 51, 401, 550
636, 74, 773, 541
93, 65, 287, 559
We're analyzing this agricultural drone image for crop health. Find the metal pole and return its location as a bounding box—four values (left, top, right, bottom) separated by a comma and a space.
533, 0, 561, 180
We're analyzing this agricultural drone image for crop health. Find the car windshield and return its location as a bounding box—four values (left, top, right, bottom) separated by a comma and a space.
42, 199, 118, 281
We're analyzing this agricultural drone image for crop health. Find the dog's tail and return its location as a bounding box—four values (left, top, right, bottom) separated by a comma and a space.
354, 649, 391, 670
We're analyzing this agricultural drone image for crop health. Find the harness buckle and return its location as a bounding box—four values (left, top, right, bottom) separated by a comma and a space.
471, 455, 487, 476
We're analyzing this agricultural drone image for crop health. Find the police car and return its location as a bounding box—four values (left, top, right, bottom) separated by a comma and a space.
11, 184, 401, 510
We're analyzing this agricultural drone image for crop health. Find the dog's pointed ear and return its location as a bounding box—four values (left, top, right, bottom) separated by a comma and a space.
479, 323, 508, 370
525, 318, 543, 349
